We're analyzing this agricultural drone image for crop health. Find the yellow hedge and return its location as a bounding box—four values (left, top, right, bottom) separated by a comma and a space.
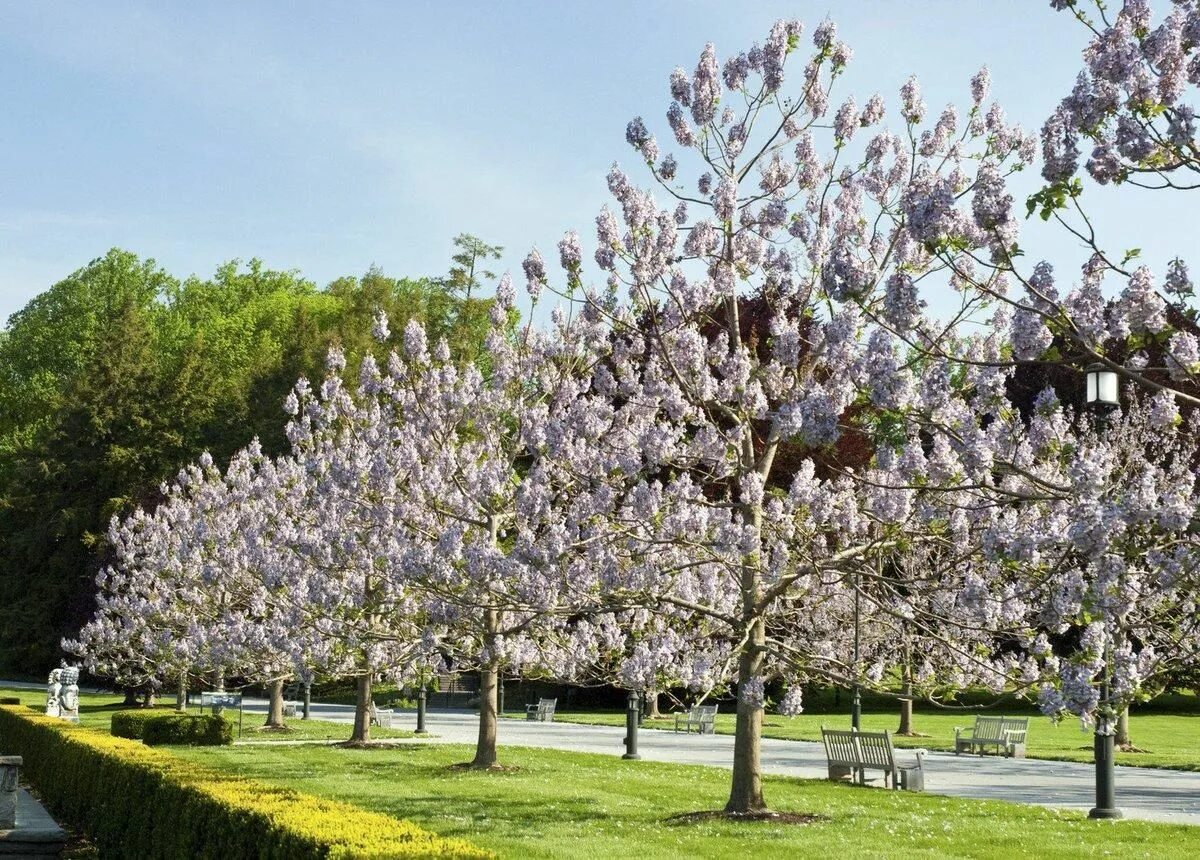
0, 705, 491, 859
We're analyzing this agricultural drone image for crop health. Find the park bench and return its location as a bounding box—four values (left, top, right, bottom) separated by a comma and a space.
283, 701, 298, 718
674, 704, 718, 734
368, 700, 394, 728
821, 726, 926, 791
525, 698, 557, 722
954, 716, 1029, 758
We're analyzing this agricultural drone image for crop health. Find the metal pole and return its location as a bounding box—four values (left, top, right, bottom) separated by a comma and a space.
852, 567, 862, 731
302, 682, 311, 721
1086, 404, 1121, 820
622, 690, 641, 760
416, 687, 428, 735
1089, 656, 1122, 818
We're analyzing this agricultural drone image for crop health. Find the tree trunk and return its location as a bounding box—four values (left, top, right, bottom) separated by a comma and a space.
122, 687, 138, 707
350, 670, 373, 743
1116, 705, 1131, 749
471, 661, 500, 768
141, 689, 156, 709
175, 673, 187, 712
898, 664, 915, 735
647, 687, 662, 719
725, 617, 767, 814
213, 669, 226, 716
264, 678, 286, 728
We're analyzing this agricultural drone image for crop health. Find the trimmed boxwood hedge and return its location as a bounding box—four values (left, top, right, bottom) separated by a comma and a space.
0, 705, 490, 858
142, 713, 232, 746
0, 696, 20, 705
110, 709, 169, 740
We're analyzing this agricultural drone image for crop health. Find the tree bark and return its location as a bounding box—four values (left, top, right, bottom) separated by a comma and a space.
175, 673, 187, 712
471, 660, 500, 768
1116, 705, 1131, 749
122, 687, 138, 707
140, 689, 156, 709
646, 687, 662, 719
898, 664, 915, 735
350, 669, 373, 743
725, 616, 767, 814
213, 669, 226, 716
264, 678, 286, 728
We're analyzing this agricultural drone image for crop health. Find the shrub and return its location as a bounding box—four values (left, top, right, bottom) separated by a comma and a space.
0, 696, 20, 705
110, 709, 165, 740
0, 704, 491, 858
141, 714, 232, 746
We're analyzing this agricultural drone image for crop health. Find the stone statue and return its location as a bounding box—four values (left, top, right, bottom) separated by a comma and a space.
59, 667, 80, 723
44, 669, 61, 718
44, 667, 80, 722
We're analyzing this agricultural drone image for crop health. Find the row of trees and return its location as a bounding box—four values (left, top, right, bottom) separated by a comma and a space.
0, 238, 500, 674
72, 2, 1200, 816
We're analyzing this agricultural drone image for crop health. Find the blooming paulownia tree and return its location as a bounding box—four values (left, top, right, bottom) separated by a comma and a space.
531, 17, 1039, 814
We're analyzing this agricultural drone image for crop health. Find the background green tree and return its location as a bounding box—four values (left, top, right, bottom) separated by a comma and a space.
0, 242, 505, 675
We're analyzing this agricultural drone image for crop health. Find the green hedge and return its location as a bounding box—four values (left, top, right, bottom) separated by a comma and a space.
142, 714, 232, 746
0, 705, 490, 858
110, 709, 165, 740
0, 696, 20, 705
112, 710, 232, 745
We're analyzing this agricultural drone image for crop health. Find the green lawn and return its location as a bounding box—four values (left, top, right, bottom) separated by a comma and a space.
8, 684, 1199, 857
536, 706, 1200, 771
164, 741, 1199, 859
0, 686, 416, 742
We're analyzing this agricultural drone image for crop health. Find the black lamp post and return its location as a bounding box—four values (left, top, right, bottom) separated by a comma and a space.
851, 567, 862, 731
416, 686, 428, 735
1084, 362, 1122, 820
622, 690, 641, 760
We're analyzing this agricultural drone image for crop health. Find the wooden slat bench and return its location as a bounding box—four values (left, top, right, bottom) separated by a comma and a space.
954, 716, 1029, 758
674, 705, 717, 734
525, 698, 557, 722
821, 726, 926, 791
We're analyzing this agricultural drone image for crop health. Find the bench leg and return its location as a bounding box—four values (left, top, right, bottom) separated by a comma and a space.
827, 765, 852, 782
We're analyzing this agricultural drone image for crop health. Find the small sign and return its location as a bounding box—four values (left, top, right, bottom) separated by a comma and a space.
201, 692, 242, 708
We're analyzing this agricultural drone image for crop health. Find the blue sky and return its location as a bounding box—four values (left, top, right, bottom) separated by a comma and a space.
0, 1, 1193, 324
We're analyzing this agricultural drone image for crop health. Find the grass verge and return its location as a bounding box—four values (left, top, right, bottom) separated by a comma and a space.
167, 740, 1200, 859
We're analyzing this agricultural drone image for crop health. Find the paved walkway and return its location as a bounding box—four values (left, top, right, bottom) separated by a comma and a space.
230, 698, 1200, 826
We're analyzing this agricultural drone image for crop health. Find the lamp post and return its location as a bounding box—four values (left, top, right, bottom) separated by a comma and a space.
622, 690, 641, 760
851, 567, 861, 731
416, 686, 428, 735
1084, 362, 1122, 821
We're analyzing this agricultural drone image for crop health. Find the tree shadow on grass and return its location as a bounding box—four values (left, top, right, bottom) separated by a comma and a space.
665, 810, 827, 825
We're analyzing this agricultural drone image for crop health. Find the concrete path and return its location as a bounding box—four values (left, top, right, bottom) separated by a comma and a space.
229, 698, 1200, 826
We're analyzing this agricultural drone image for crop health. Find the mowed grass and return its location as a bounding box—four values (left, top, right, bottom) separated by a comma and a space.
165, 740, 1200, 859
0, 686, 416, 742
541, 704, 1200, 772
